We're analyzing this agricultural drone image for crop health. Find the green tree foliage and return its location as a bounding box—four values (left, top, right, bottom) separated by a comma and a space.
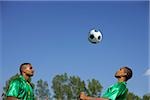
126, 92, 141, 100
2, 73, 20, 100
51, 73, 103, 100
35, 79, 51, 100
142, 93, 150, 100
87, 79, 103, 97
69, 76, 85, 99
51, 73, 69, 100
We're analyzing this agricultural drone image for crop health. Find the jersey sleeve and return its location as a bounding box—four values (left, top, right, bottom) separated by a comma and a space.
6, 80, 20, 97
102, 83, 126, 100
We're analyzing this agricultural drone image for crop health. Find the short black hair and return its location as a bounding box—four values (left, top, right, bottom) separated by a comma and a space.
123, 66, 133, 81
19, 63, 31, 74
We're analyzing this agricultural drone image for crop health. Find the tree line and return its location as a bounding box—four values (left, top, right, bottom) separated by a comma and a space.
2, 73, 150, 100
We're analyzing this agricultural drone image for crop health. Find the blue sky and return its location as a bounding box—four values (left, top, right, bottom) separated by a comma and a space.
1, 1, 149, 98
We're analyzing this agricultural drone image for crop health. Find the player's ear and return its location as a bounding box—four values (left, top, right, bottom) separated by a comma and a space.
124, 73, 127, 75
121, 73, 127, 77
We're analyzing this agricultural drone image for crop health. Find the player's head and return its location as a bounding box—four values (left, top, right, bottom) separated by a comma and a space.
19, 63, 34, 77
115, 66, 133, 81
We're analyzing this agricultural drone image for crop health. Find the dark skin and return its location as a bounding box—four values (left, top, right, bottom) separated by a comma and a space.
6, 64, 34, 100
80, 67, 128, 100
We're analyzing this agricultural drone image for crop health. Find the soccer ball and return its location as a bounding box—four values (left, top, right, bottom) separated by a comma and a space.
88, 29, 102, 44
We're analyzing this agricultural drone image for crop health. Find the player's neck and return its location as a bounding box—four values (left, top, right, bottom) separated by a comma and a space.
22, 74, 30, 81
117, 77, 126, 82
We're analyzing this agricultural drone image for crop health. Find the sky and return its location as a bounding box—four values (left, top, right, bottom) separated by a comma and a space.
0, 1, 149, 98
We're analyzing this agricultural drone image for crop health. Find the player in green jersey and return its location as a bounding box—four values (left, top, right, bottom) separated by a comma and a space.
80, 66, 133, 100
6, 63, 35, 100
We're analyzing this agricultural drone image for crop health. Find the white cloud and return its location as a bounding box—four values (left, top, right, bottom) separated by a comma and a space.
145, 68, 150, 76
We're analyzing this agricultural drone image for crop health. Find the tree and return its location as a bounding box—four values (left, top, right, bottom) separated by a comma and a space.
51, 73, 103, 100
86, 79, 103, 97
69, 76, 85, 99
142, 93, 150, 100
126, 92, 141, 100
51, 73, 69, 100
35, 79, 51, 100
52, 73, 86, 99
2, 73, 20, 100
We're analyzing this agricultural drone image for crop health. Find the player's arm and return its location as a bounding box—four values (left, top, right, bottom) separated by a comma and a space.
6, 96, 19, 100
84, 96, 109, 100
80, 92, 109, 100
83, 96, 109, 100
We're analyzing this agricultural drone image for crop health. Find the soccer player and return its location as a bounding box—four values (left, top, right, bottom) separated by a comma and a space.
6, 63, 35, 100
80, 66, 133, 100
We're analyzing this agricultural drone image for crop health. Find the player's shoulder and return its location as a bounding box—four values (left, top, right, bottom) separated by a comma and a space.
10, 75, 23, 84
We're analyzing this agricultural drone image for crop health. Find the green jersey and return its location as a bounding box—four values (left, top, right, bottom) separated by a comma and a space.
102, 82, 128, 100
6, 75, 34, 100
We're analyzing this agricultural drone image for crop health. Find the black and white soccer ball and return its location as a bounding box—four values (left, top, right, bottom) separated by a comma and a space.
88, 29, 103, 44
